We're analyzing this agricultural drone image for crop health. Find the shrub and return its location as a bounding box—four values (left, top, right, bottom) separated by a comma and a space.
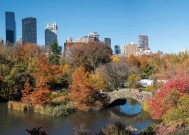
33, 101, 75, 116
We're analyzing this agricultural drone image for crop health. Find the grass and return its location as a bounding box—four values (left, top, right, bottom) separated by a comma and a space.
8, 101, 32, 111
33, 101, 75, 116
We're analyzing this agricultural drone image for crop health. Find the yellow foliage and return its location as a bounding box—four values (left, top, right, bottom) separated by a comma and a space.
89, 72, 106, 91
61, 64, 70, 73
111, 55, 120, 62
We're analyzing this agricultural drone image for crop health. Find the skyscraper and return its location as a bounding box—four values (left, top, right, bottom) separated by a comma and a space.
104, 38, 111, 48
114, 45, 121, 54
22, 17, 37, 44
45, 23, 58, 46
138, 35, 149, 50
5, 11, 16, 44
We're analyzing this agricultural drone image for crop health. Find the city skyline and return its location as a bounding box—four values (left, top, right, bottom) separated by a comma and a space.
1, 0, 189, 53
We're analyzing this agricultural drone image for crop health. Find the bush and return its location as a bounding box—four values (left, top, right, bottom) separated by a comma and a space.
33, 101, 75, 116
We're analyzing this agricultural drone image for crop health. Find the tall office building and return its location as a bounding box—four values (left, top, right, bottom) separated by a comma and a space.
5, 11, 16, 44
114, 45, 121, 54
45, 23, 58, 46
138, 35, 149, 50
22, 17, 37, 44
104, 38, 111, 48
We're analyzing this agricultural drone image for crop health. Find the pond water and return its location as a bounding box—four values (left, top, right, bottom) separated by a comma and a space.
0, 99, 152, 135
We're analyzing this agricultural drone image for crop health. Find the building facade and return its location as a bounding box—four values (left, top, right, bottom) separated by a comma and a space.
22, 17, 37, 44
104, 38, 111, 48
0, 37, 4, 44
64, 38, 75, 57
45, 23, 58, 46
138, 35, 149, 51
76, 32, 100, 43
123, 42, 138, 57
114, 45, 121, 54
5, 11, 16, 44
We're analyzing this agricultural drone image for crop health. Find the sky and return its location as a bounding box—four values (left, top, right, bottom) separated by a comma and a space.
1, 0, 189, 53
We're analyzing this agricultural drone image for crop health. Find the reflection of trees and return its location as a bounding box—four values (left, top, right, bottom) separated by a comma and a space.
109, 108, 151, 126
127, 98, 138, 106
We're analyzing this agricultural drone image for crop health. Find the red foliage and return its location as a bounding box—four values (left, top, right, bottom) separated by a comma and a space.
148, 74, 189, 119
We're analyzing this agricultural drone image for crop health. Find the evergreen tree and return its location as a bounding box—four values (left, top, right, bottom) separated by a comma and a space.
49, 41, 62, 65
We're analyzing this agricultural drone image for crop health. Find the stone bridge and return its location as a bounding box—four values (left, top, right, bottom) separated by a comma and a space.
107, 89, 152, 104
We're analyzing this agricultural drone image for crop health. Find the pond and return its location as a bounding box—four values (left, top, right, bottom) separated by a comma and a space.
0, 99, 152, 135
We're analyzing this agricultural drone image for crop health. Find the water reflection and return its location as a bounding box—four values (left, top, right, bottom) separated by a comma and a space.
119, 98, 142, 115
0, 99, 152, 135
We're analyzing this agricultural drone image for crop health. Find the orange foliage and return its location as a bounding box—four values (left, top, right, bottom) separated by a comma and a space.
22, 55, 68, 106
30, 81, 52, 106
70, 67, 98, 111
21, 79, 33, 104
16, 44, 40, 64
33, 55, 64, 83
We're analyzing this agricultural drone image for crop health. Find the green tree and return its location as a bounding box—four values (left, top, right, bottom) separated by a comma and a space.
49, 41, 62, 65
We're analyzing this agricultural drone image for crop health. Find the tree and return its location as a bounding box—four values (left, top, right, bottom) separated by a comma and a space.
163, 95, 189, 124
127, 74, 141, 88
66, 41, 112, 72
70, 67, 95, 111
21, 79, 33, 104
49, 41, 62, 65
30, 81, 52, 106
97, 61, 140, 91
147, 74, 189, 121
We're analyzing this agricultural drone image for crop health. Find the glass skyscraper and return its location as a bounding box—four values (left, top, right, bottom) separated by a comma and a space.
45, 23, 58, 46
22, 17, 37, 44
5, 11, 16, 44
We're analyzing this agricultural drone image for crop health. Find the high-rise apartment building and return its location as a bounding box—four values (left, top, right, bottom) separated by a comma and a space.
138, 35, 149, 50
45, 23, 58, 46
123, 42, 138, 57
5, 11, 16, 44
22, 17, 37, 44
114, 45, 121, 54
88, 32, 99, 42
104, 38, 111, 48
76, 32, 100, 43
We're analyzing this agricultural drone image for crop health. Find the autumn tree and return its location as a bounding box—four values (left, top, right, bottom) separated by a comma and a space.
70, 67, 106, 111
66, 41, 112, 72
29, 81, 52, 106
21, 55, 68, 106
21, 79, 33, 104
147, 74, 189, 122
70, 67, 95, 111
97, 61, 140, 91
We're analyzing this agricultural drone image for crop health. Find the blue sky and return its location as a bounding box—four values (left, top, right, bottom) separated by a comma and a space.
1, 0, 189, 53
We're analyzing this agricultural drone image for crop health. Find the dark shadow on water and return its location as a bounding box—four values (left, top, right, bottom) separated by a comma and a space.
107, 98, 127, 108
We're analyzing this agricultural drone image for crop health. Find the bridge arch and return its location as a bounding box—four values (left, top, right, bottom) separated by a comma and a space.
107, 89, 152, 104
